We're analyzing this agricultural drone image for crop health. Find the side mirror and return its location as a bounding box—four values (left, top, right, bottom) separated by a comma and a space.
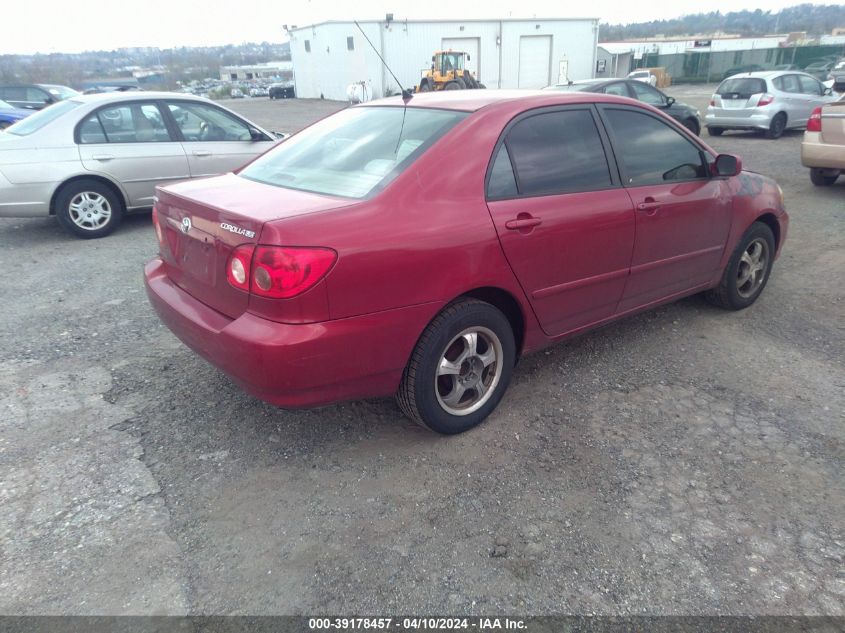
665, 96, 675, 107
713, 154, 742, 177
824, 87, 833, 96
272, 131, 288, 140
249, 127, 266, 142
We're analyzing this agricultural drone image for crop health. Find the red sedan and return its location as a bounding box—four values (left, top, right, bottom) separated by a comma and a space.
145, 90, 788, 434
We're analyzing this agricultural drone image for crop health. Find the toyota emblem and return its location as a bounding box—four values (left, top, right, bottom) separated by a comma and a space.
181, 217, 192, 234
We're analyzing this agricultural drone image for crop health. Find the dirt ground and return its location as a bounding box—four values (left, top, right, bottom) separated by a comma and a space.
0, 87, 843, 616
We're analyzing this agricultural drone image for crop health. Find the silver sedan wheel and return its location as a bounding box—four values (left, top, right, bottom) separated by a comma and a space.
736, 238, 769, 298
435, 326, 503, 416
68, 192, 112, 231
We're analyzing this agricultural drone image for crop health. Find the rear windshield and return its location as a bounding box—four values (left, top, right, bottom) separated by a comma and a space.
240, 106, 468, 199
717, 78, 767, 98
4, 99, 81, 136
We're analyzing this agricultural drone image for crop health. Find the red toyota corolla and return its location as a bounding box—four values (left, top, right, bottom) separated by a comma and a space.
145, 90, 788, 434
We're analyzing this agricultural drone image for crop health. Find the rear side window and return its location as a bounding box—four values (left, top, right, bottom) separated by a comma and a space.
773, 75, 801, 93
79, 103, 172, 143
502, 109, 612, 197
603, 108, 707, 186
717, 78, 766, 98
798, 75, 822, 95
603, 83, 629, 97
487, 145, 518, 199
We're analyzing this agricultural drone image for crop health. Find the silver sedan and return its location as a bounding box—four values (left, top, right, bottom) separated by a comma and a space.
705, 70, 839, 139
0, 91, 283, 238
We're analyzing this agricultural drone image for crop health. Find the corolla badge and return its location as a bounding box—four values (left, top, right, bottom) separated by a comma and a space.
220, 222, 256, 239
181, 217, 192, 234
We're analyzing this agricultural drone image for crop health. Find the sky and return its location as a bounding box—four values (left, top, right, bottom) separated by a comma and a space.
0, 0, 833, 55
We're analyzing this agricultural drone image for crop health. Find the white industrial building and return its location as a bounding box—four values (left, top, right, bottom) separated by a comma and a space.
288, 17, 599, 100
219, 61, 293, 81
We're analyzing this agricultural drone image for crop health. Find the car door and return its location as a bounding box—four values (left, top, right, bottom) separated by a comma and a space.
165, 100, 275, 178
796, 74, 828, 126
77, 101, 191, 208
599, 105, 733, 311
776, 74, 806, 124
485, 106, 635, 337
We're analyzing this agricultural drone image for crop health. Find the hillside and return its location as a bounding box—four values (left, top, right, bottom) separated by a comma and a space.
600, 3, 845, 41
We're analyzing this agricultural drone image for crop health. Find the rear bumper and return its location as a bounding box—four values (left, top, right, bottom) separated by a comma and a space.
801, 132, 845, 169
705, 111, 772, 130
144, 258, 439, 408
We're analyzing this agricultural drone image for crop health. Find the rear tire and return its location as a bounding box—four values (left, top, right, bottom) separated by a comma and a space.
705, 222, 775, 311
707, 126, 724, 136
55, 179, 123, 239
765, 112, 787, 139
444, 80, 464, 91
419, 80, 433, 92
396, 299, 515, 435
809, 168, 839, 186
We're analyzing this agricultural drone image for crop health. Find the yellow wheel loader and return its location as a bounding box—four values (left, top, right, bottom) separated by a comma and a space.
417, 51, 486, 92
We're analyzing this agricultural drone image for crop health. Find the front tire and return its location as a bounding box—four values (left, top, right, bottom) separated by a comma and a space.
396, 299, 515, 434
705, 222, 775, 310
809, 168, 839, 186
55, 179, 123, 239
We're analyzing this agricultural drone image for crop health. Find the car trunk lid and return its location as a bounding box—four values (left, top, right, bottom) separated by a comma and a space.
155, 173, 356, 319
821, 100, 845, 145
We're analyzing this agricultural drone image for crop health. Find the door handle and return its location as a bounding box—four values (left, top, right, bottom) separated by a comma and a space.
91, 154, 113, 161
192, 150, 212, 157
505, 216, 542, 230
637, 199, 663, 212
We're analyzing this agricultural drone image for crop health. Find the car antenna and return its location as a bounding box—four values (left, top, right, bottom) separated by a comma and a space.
354, 20, 413, 102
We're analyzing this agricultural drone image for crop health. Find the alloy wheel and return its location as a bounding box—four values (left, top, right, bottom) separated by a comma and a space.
736, 238, 769, 299
435, 326, 503, 416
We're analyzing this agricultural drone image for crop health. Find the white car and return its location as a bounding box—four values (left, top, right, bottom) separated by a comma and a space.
627, 70, 656, 86
0, 91, 283, 238
705, 71, 838, 139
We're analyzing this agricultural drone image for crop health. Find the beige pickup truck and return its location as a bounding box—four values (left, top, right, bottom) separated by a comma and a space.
801, 95, 845, 186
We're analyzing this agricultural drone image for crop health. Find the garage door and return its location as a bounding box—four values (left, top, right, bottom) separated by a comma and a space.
441, 37, 480, 79
518, 35, 552, 88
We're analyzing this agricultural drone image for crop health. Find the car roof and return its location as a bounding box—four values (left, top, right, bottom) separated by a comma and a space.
67, 91, 215, 105
723, 70, 809, 80
365, 89, 639, 112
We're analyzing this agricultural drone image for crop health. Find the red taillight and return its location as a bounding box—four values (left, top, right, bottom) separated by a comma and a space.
226, 244, 254, 292
251, 246, 337, 299
152, 206, 163, 244
807, 106, 823, 132
709, 97, 715, 106
757, 93, 775, 106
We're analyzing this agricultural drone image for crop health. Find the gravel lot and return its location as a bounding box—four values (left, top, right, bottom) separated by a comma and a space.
1, 87, 843, 616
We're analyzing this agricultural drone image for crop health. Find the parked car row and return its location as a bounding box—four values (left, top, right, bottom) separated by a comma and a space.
0, 92, 285, 237
720, 57, 843, 81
